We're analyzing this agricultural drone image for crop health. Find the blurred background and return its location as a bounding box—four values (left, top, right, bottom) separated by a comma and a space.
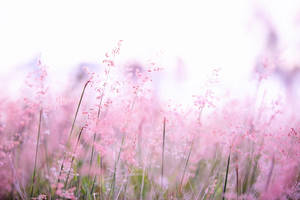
0, 0, 300, 106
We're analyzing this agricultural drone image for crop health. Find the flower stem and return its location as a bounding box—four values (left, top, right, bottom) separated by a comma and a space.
30, 109, 43, 198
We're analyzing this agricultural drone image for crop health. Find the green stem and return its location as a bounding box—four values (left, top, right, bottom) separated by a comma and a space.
236, 165, 239, 199
65, 127, 84, 187
140, 165, 146, 200
180, 141, 193, 191
30, 109, 43, 198
69, 80, 90, 139
90, 93, 105, 195
109, 134, 125, 199
223, 151, 231, 200
265, 156, 275, 191
161, 117, 166, 189
55, 81, 89, 194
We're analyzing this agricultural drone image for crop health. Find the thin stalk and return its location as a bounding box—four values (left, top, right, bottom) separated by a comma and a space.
210, 175, 223, 200
89, 133, 97, 174
76, 174, 81, 198
265, 156, 275, 191
187, 179, 196, 198
65, 127, 84, 187
90, 94, 104, 195
109, 134, 125, 199
236, 165, 239, 200
195, 187, 202, 200
179, 141, 194, 191
90, 175, 97, 198
223, 152, 231, 200
55, 81, 90, 193
115, 182, 124, 200
90, 94, 104, 172
91, 156, 103, 199
115, 174, 128, 200
100, 158, 104, 200
108, 98, 137, 199
69, 80, 90, 139
242, 156, 252, 194
123, 179, 128, 200
9, 155, 27, 200
43, 138, 52, 197
140, 165, 146, 200
30, 109, 43, 198
161, 117, 166, 189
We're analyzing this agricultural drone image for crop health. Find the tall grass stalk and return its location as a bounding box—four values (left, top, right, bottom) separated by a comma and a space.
9, 155, 27, 200
90, 89, 105, 195
265, 156, 275, 191
89, 92, 104, 173
43, 139, 52, 197
69, 80, 90, 139
30, 109, 43, 198
55, 81, 90, 192
235, 165, 239, 199
90, 173, 97, 197
109, 134, 126, 199
222, 151, 231, 200
140, 165, 147, 200
179, 141, 194, 192
123, 176, 129, 200
115, 174, 128, 200
64, 127, 84, 187
161, 117, 166, 189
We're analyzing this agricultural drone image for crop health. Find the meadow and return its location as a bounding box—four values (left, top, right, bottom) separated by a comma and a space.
0, 41, 299, 200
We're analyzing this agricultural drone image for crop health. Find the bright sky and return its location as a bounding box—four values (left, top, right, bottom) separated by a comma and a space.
0, 0, 299, 103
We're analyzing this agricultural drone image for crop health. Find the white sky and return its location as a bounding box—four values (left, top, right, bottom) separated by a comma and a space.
0, 0, 299, 103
